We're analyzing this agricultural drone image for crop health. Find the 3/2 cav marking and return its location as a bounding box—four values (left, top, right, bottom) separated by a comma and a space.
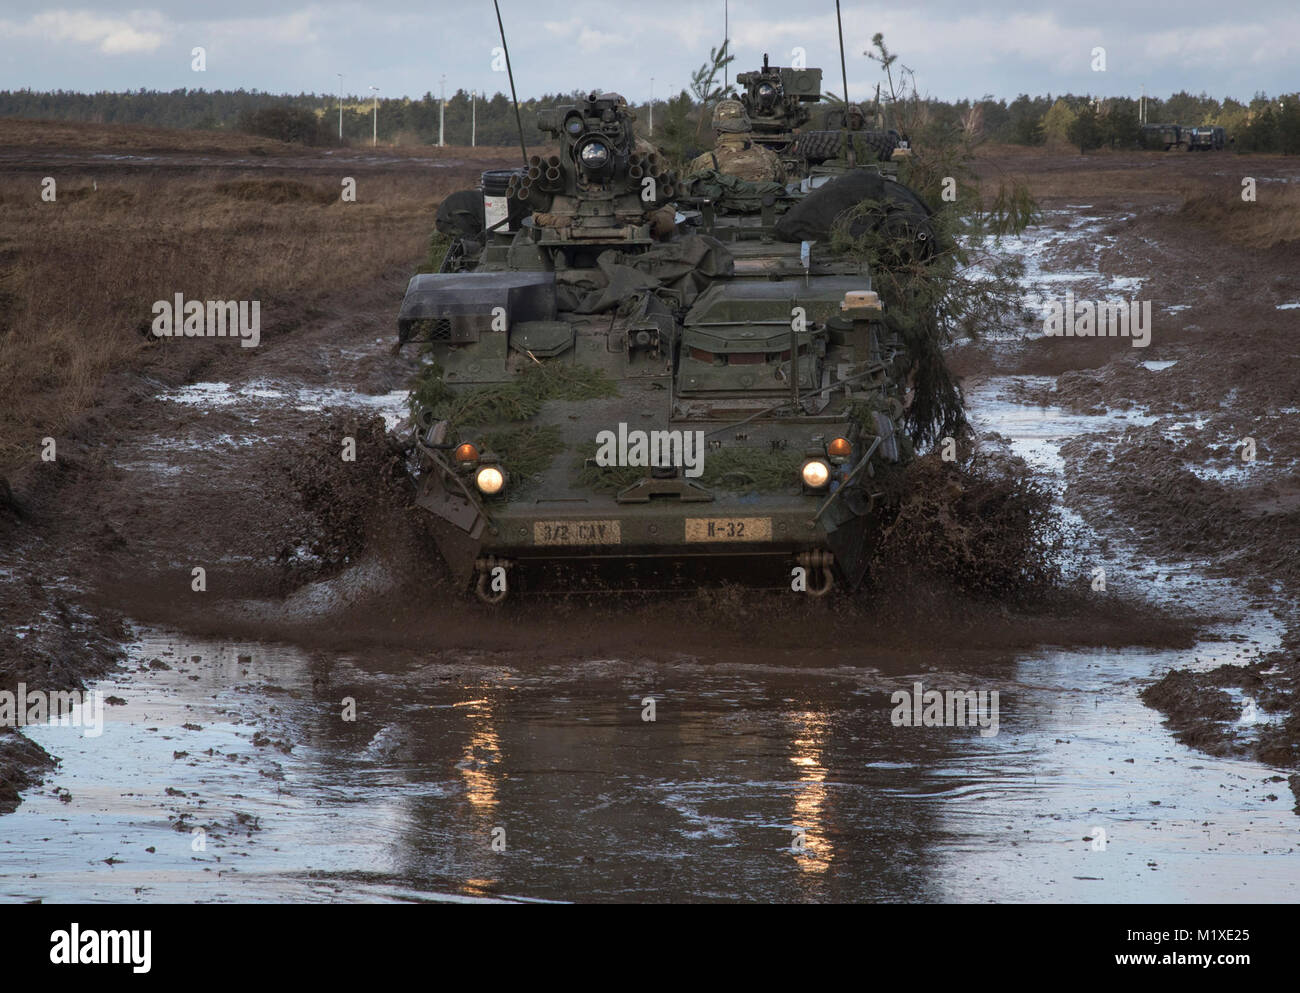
533, 519, 622, 546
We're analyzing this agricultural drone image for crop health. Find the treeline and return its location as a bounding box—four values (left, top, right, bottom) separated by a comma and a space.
2, 87, 1299, 153
915, 91, 1300, 153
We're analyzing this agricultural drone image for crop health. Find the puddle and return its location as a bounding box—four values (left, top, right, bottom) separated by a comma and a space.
164, 380, 410, 430
2, 599, 1292, 904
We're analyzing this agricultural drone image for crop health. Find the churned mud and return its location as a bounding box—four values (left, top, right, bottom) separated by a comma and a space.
2, 143, 1300, 901
960, 148, 1300, 787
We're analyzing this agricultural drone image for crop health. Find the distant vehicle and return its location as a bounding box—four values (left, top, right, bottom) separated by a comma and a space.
1186, 126, 1227, 151
1140, 123, 1185, 151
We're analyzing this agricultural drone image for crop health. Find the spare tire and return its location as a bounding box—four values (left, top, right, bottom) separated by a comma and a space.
775, 170, 935, 262
435, 189, 486, 239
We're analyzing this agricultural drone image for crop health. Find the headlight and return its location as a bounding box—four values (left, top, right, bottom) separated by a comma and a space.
758, 82, 777, 107
579, 140, 609, 169
454, 442, 479, 463
475, 465, 505, 495
564, 114, 584, 136
827, 437, 852, 461
801, 459, 830, 489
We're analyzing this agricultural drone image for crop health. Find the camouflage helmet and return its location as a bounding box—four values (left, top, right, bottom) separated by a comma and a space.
712, 98, 751, 133
846, 103, 865, 124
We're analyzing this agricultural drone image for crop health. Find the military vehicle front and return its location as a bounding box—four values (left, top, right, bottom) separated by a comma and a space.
393, 91, 913, 602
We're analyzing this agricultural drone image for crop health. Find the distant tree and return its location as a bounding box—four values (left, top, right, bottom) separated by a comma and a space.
1068, 102, 1105, 153
1278, 97, 1300, 154
237, 105, 328, 145
1041, 98, 1077, 147
688, 39, 735, 145
1102, 98, 1140, 148
653, 91, 702, 169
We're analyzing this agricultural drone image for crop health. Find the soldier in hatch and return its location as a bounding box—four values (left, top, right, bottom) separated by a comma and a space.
687, 99, 786, 184
835, 101, 905, 164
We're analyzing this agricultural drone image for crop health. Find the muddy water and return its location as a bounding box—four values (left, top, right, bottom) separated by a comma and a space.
0, 601, 1293, 903
4, 383, 1296, 903
4, 210, 1299, 903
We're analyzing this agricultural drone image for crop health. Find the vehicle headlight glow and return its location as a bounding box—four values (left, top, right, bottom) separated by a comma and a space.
475, 465, 505, 495
801, 459, 831, 489
827, 437, 852, 460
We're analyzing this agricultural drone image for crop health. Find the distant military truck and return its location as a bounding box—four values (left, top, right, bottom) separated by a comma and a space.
1140, 123, 1185, 151
1187, 125, 1227, 151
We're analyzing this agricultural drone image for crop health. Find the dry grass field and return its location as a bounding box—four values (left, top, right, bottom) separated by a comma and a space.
0, 119, 522, 470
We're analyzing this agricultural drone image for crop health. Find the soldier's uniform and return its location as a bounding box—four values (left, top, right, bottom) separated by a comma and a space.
687, 100, 786, 184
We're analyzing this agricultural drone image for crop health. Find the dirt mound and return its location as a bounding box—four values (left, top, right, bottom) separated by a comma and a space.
0, 731, 55, 815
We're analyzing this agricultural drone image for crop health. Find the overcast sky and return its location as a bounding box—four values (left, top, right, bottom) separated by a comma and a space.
1, 1, 1296, 104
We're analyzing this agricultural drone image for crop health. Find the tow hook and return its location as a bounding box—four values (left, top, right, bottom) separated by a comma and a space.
796, 550, 835, 597
473, 556, 514, 604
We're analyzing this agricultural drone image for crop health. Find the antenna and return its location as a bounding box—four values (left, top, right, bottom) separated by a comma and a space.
492, 0, 529, 167
835, 0, 854, 167
724, 0, 729, 89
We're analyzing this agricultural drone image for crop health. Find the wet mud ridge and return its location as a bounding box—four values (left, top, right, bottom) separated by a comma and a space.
956, 175, 1300, 796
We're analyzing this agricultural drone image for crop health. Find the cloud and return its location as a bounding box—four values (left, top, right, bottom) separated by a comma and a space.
2, 9, 170, 55
199, 9, 324, 48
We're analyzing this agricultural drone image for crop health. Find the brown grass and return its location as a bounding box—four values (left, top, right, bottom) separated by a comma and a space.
972, 143, 1300, 202
0, 116, 546, 163
0, 116, 302, 156
0, 156, 504, 470
1180, 184, 1300, 249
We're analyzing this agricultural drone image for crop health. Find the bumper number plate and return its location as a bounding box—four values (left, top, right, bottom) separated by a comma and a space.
684, 517, 772, 542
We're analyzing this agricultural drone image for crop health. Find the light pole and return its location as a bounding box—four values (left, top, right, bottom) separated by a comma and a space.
439, 74, 446, 147
369, 86, 379, 146
336, 73, 343, 141
649, 76, 654, 136
471, 89, 476, 146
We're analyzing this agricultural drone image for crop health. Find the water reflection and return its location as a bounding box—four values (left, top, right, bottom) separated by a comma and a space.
787, 710, 831, 876
457, 696, 501, 814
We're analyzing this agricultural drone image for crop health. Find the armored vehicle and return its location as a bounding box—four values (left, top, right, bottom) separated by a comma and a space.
1186, 125, 1226, 151
1140, 123, 1186, 151
394, 91, 929, 602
